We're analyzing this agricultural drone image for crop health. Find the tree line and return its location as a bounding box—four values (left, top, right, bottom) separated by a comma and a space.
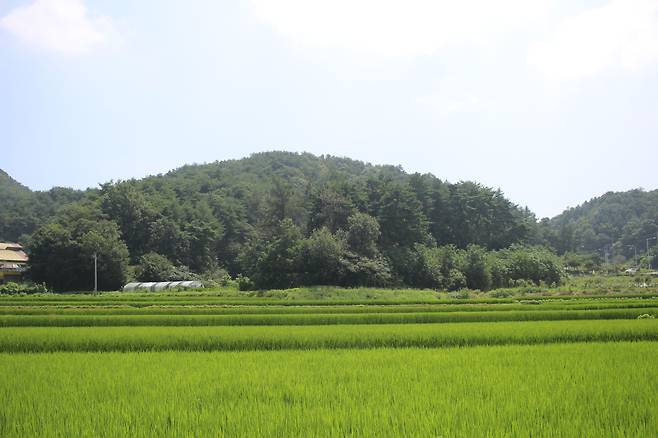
0, 152, 653, 291
545, 189, 657, 263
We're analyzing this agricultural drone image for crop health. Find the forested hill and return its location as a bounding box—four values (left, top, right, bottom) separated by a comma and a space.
0, 151, 653, 290
0, 170, 84, 243
545, 189, 658, 257
1, 151, 538, 248
0, 169, 29, 192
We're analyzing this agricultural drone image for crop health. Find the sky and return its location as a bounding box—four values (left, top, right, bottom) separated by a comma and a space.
1, 0, 657, 218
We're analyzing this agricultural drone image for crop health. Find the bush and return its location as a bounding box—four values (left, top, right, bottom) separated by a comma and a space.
298, 227, 347, 285
136, 252, 177, 282
496, 246, 565, 287
447, 290, 471, 299
236, 274, 255, 291
199, 267, 235, 289
414, 244, 466, 291
342, 254, 393, 288
489, 289, 513, 298
461, 245, 492, 291
0, 282, 48, 294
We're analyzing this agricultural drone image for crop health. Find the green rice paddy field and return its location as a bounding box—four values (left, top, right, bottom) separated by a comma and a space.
1, 292, 657, 436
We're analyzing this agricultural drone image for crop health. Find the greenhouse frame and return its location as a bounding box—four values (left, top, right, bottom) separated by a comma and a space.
122, 281, 204, 292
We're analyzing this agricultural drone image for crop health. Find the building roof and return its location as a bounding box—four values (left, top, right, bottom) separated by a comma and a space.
0, 243, 23, 251
0, 243, 28, 263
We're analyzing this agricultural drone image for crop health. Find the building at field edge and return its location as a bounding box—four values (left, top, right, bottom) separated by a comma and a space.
0, 242, 28, 284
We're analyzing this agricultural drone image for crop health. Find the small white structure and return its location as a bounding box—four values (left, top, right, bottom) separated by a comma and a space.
122, 281, 204, 292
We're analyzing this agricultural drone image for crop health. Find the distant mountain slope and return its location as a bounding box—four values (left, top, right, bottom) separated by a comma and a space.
0, 169, 39, 242
0, 169, 31, 194
0, 169, 85, 242
546, 189, 658, 257
1, 153, 655, 264
1, 151, 534, 256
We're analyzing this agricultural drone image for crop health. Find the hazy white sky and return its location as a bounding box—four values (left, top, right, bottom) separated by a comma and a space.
1, 0, 657, 218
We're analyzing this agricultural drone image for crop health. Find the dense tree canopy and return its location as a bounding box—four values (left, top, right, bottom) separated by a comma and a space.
1, 152, 650, 291
28, 205, 129, 291
546, 189, 658, 262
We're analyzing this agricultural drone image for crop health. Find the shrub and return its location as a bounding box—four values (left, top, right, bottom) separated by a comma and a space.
136, 253, 178, 282
0, 282, 48, 294
489, 289, 513, 298
448, 290, 470, 299
236, 274, 255, 291
461, 245, 492, 291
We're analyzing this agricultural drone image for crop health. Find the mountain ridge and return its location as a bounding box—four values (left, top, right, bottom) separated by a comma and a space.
1, 151, 655, 262
1, 151, 653, 222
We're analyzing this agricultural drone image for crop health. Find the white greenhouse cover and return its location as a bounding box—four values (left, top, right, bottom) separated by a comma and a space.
122, 281, 203, 292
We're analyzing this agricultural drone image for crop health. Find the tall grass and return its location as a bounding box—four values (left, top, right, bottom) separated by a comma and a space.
0, 342, 655, 437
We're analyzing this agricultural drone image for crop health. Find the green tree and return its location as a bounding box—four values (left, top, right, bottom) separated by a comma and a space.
28, 212, 129, 291
299, 227, 347, 285
461, 245, 492, 291
446, 182, 527, 249
342, 253, 393, 287
346, 213, 381, 258
240, 219, 302, 289
136, 252, 177, 282
414, 244, 466, 291
100, 182, 159, 260
497, 245, 564, 286
309, 186, 354, 232
376, 180, 429, 248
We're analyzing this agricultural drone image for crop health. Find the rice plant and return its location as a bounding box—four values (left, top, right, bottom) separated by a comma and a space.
0, 319, 656, 352
0, 342, 655, 437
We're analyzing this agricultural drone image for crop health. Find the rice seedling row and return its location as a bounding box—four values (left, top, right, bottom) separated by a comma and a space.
1, 306, 656, 327
1, 319, 656, 353
1, 298, 656, 316
2, 292, 656, 307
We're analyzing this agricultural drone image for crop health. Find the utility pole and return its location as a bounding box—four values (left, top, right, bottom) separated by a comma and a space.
601, 246, 610, 266
93, 253, 98, 292
627, 245, 637, 267
647, 236, 657, 269
598, 246, 610, 274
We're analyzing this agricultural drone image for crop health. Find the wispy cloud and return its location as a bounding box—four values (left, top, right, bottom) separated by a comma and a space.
251, 0, 549, 57
528, 0, 658, 81
0, 0, 117, 56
